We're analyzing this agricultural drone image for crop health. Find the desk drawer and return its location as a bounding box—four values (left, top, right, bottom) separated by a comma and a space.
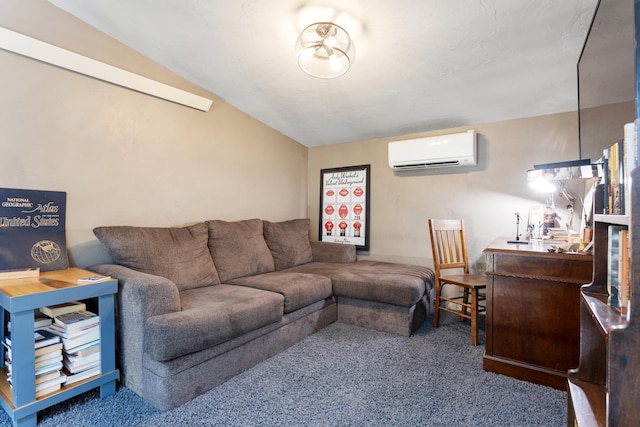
486, 252, 593, 284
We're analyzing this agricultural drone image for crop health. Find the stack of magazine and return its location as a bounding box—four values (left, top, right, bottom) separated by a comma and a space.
40, 302, 101, 386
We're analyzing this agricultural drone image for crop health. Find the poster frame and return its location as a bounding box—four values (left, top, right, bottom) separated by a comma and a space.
318, 164, 370, 251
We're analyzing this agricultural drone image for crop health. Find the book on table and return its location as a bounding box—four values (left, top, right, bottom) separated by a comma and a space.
8, 312, 53, 332
45, 322, 99, 340
35, 383, 61, 398
6, 358, 62, 385
34, 315, 53, 330
35, 342, 63, 358
34, 361, 63, 376
63, 351, 100, 374
35, 372, 66, 392
63, 361, 100, 375
45, 323, 100, 353
4, 329, 60, 350
62, 366, 100, 386
77, 275, 111, 283
53, 310, 98, 330
4, 342, 62, 360
36, 369, 64, 385
0, 188, 68, 272
35, 352, 62, 371
64, 340, 100, 355
34, 330, 60, 349
0, 268, 40, 281
68, 342, 100, 358
40, 301, 86, 318
45, 311, 100, 359
61, 328, 100, 353
64, 348, 100, 365
7, 360, 63, 378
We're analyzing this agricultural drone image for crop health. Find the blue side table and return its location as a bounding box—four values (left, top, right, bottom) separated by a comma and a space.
0, 268, 119, 427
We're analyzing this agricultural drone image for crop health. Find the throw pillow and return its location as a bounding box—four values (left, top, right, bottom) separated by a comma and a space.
93, 223, 220, 291
206, 219, 275, 282
263, 219, 313, 270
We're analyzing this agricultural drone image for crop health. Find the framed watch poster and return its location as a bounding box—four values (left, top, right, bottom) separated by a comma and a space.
319, 164, 370, 251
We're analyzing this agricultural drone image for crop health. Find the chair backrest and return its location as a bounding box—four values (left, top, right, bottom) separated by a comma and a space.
428, 218, 470, 276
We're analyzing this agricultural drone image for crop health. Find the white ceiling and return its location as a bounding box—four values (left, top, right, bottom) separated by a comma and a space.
48, 0, 600, 147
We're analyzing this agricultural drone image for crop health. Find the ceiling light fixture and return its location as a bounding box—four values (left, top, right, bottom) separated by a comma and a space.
296, 22, 355, 79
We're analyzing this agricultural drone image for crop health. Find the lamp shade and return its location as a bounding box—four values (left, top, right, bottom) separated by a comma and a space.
296, 22, 355, 79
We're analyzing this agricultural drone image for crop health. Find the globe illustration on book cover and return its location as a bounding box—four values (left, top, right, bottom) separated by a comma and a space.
30, 240, 62, 264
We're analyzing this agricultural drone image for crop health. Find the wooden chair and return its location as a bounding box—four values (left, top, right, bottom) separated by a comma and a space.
428, 218, 486, 345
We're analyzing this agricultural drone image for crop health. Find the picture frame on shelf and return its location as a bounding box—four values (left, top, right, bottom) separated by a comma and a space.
319, 164, 370, 251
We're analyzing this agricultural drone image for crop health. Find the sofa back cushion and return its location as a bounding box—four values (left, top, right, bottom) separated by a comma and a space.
93, 223, 220, 291
206, 219, 275, 282
263, 219, 313, 270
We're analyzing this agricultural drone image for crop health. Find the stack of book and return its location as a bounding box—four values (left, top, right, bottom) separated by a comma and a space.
607, 225, 631, 316
44, 310, 101, 385
3, 329, 66, 398
602, 123, 638, 216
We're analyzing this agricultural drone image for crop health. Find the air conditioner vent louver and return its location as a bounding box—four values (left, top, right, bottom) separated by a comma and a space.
393, 161, 460, 169
388, 130, 477, 170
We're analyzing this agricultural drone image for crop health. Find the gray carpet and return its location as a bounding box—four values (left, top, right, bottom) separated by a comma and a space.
0, 313, 567, 426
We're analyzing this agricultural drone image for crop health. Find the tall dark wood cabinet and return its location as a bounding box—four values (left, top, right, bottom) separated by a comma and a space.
567, 170, 640, 426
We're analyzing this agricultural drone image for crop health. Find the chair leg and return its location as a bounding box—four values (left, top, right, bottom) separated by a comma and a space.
470, 288, 479, 346
460, 288, 469, 322
433, 281, 441, 328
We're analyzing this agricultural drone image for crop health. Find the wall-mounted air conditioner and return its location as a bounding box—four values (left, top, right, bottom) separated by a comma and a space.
388, 130, 477, 170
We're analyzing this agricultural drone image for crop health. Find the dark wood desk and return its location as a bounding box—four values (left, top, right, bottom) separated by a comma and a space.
483, 238, 593, 390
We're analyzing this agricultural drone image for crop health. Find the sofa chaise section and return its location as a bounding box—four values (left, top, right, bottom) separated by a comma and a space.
289, 257, 433, 336
259, 220, 434, 336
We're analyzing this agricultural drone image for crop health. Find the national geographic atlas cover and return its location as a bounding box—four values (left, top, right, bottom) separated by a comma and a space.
0, 188, 69, 271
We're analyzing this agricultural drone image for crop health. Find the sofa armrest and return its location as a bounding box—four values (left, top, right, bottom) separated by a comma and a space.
90, 264, 181, 318
310, 241, 356, 263
89, 264, 181, 392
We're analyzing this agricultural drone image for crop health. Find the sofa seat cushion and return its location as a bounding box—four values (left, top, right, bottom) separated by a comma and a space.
228, 271, 332, 313
206, 219, 275, 282
93, 223, 220, 291
145, 284, 283, 361
263, 219, 313, 270
290, 261, 434, 307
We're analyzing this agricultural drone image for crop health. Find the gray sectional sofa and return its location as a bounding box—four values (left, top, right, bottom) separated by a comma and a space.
91, 218, 434, 410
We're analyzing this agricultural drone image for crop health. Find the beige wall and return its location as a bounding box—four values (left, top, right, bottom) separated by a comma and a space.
0, 1, 308, 268
308, 112, 582, 272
